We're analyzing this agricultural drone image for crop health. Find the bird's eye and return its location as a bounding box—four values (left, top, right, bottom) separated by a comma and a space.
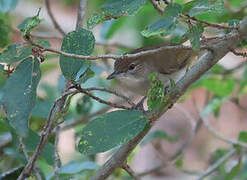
128, 63, 136, 71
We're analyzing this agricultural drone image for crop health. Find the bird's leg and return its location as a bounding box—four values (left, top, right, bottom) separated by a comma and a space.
133, 96, 146, 111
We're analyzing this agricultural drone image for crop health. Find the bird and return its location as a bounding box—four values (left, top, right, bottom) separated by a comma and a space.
106, 44, 198, 96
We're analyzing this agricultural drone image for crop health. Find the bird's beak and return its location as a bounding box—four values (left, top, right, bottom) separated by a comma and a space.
106, 71, 120, 80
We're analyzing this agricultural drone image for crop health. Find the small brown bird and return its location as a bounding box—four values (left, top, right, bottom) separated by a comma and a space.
107, 44, 198, 96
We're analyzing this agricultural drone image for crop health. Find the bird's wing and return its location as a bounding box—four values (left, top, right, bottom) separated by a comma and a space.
131, 45, 196, 74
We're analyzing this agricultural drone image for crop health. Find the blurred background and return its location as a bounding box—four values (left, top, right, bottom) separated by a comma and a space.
0, 0, 247, 179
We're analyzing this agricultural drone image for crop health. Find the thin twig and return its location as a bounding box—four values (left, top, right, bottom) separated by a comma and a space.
18, 137, 42, 180
54, 126, 60, 180
122, 164, 141, 180
194, 100, 247, 149
17, 91, 75, 180
75, 87, 133, 110
83, 87, 136, 107
76, 0, 87, 29
139, 105, 202, 177
29, 33, 239, 62
59, 106, 110, 131
182, 14, 239, 30
197, 148, 236, 180
44, 0, 66, 36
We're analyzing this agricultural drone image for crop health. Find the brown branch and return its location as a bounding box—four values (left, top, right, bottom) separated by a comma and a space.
44, 0, 66, 36
83, 87, 136, 107
54, 126, 60, 180
17, 90, 75, 180
197, 148, 236, 180
76, 0, 87, 29
18, 137, 42, 180
182, 14, 239, 30
122, 164, 140, 180
139, 105, 202, 177
29, 34, 238, 62
194, 101, 247, 149
75, 86, 133, 110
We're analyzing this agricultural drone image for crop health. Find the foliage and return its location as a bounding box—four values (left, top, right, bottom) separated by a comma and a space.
0, 0, 246, 179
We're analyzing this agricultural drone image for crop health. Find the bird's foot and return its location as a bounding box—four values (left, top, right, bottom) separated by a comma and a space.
133, 96, 146, 111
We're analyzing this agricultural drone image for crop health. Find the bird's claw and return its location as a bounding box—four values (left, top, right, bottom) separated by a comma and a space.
133, 96, 146, 111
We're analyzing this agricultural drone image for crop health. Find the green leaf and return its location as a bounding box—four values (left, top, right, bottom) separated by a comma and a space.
0, 166, 23, 180
59, 28, 95, 80
234, 131, 247, 151
163, 3, 182, 18
78, 110, 147, 155
147, 72, 165, 111
238, 131, 247, 143
0, 64, 4, 72
175, 157, 184, 168
0, 14, 10, 48
87, 0, 147, 29
5, 117, 55, 165
142, 17, 178, 37
141, 130, 174, 146
17, 8, 43, 37
201, 76, 235, 97
187, 23, 204, 51
2, 57, 41, 136
210, 148, 228, 163
32, 100, 53, 119
76, 95, 93, 115
0, 0, 18, 13
0, 44, 32, 64
35, 40, 51, 48
183, 0, 224, 17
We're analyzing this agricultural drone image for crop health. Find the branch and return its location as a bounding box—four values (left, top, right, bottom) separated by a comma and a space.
17, 90, 75, 180
197, 109, 247, 149
90, 16, 247, 180
54, 126, 60, 180
75, 86, 133, 110
182, 14, 239, 30
122, 164, 140, 180
76, 0, 87, 29
82, 87, 136, 107
30, 40, 207, 61
44, 0, 66, 36
148, 0, 238, 30
18, 137, 42, 180
197, 148, 236, 180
